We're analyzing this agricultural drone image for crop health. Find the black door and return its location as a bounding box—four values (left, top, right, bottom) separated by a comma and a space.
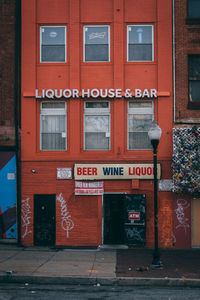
103, 194, 124, 244
34, 194, 55, 246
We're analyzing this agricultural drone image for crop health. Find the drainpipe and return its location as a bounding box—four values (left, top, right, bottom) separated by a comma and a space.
15, 0, 21, 245
172, 0, 176, 123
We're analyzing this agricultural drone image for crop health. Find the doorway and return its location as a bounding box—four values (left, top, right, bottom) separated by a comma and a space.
103, 194, 124, 244
34, 194, 55, 246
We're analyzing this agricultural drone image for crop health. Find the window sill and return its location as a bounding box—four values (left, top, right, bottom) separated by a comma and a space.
186, 18, 200, 25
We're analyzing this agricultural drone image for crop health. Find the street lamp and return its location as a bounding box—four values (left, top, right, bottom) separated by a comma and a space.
148, 120, 163, 269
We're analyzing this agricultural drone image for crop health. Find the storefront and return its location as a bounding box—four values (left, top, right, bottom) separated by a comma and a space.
21, 0, 173, 248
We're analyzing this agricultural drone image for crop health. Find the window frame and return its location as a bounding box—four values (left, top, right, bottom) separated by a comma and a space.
40, 25, 67, 63
83, 25, 110, 62
40, 101, 67, 151
127, 25, 154, 62
84, 101, 111, 151
188, 54, 200, 109
127, 101, 154, 150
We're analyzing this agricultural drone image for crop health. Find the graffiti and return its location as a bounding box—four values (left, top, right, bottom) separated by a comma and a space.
21, 198, 32, 239
125, 227, 143, 242
56, 193, 74, 238
175, 199, 190, 233
89, 32, 106, 39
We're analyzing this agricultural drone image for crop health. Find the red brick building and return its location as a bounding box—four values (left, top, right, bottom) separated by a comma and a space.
173, 0, 200, 248
21, 0, 173, 248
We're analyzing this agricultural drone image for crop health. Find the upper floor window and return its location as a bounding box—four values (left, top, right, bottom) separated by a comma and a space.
128, 101, 154, 150
127, 25, 153, 62
188, 0, 200, 18
40, 26, 66, 63
189, 55, 200, 108
84, 26, 110, 62
84, 101, 110, 150
40, 102, 67, 151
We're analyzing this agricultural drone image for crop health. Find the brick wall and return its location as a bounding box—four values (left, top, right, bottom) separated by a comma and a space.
0, 0, 16, 146
175, 0, 200, 122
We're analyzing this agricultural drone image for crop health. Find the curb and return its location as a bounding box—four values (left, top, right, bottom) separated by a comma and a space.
0, 275, 200, 287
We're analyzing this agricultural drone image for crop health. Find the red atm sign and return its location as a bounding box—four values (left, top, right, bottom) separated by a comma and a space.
129, 212, 140, 220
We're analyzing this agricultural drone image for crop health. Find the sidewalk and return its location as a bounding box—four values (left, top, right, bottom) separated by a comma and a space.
0, 244, 199, 287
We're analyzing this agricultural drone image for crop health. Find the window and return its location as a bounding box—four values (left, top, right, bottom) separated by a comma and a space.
188, 0, 200, 18
128, 101, 154, 150
189, 55, 200, 106
40, 26, 66, 62
127, 25, 153, 62
84, 102, 110, 150
40, 102, 67, 151
84, 26, 110, 62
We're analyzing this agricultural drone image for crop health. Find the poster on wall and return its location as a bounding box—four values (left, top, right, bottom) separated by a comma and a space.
0, 152, 17, 239
75, 181, 104, 195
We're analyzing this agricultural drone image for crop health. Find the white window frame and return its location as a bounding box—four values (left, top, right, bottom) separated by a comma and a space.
83, 25, 110, 62
84, 101, 111, 151
40, 101, 67, 151
127, 101, 154, 150
40, 26, 67, 63
127, 25, 154, 62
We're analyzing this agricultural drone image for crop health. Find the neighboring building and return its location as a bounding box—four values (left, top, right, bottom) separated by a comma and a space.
173, 0, 200, 248
21, 0, 173, 248
0, 0, 19, 240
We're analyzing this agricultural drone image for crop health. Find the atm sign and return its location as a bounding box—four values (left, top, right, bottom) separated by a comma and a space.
129, 212, 140, 220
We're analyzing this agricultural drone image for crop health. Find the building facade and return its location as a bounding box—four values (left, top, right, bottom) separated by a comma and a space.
21, 0, 173, 248
0, 0, 19, 241
172, 0, 200, 248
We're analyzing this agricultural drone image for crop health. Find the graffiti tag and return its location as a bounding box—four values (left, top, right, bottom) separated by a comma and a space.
21, 198, 32, 239
175, 199, 190, 233
56, 193, 74, 238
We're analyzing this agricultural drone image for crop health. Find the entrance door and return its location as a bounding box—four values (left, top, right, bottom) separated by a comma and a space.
34, 194, 55, 246
103, 194, 124, 244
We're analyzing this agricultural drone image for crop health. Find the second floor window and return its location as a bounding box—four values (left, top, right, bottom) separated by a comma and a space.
84, 26, 110, 62
84, 101, 110, 150
40, 102, 67, 151
40, 26, 66, 63
189, 55, 200, 106
188, 0, 200, 18
127, 25, 153, 62
128, 101, 154, 150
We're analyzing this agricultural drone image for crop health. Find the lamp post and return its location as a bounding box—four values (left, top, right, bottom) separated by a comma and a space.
148, 121, 163, 269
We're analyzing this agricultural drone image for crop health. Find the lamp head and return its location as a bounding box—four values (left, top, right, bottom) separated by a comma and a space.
148, 121, 162, 150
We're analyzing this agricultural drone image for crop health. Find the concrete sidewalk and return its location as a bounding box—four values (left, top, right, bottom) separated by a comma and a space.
0, 244, 200, 287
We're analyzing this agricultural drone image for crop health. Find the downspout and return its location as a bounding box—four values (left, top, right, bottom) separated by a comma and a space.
15, 0, 21, 245
172, 0, 176, 123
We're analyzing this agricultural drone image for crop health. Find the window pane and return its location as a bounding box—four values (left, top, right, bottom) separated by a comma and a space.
42, 45, 65, 62
129, 26, 152, 44
86, 102, 109, 109
188, 0, 200, 18
85, 133, 109, 150
189, 81, 200, 102
129, 132, 151, 150
42, 27, 65, 45
42, 115, 65, 133
85, 44, 108, 62
85, 116, 109, 132
128, 44, 152, 61
85, 27, 108, 44
42, 133, 66, 150
129, 101, 152, 108
42, 102, 65, 109
189, 55, 200, 79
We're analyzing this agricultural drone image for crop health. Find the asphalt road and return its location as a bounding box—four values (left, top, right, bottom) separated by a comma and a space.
0, 283, 200, 300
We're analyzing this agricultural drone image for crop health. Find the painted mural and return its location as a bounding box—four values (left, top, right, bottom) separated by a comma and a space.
0, 152, 17, 239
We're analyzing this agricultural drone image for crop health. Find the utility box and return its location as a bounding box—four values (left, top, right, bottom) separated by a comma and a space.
124, 194, 146, 245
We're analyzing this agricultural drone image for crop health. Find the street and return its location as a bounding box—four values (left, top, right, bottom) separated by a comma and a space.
0, 283, 200, 300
